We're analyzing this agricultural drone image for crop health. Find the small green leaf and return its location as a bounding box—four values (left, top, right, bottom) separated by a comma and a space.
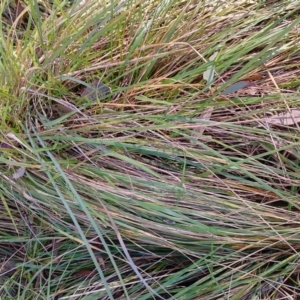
203, 52, 218, 86
221, 81, 253, 95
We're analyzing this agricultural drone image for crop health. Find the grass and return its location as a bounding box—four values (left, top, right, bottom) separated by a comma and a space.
1, 0, 300, 299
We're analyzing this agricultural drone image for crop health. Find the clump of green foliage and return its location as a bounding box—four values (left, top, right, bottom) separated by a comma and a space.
1, 0, 300, 299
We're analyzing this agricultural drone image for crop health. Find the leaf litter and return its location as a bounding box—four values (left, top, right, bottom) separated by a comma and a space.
263, 108, 300, 126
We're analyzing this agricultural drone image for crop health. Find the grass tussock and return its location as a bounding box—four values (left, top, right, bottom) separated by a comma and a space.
1, 0, 300, 299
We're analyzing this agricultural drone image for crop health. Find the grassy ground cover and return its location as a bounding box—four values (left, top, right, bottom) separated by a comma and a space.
1, 0, 300, 299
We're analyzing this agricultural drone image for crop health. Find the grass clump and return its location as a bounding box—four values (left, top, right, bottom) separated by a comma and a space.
1, 0, 300, 299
